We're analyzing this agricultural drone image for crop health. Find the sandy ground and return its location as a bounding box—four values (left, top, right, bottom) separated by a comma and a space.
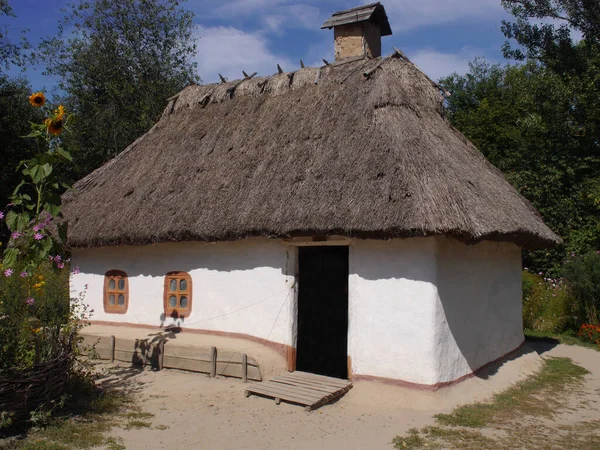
89, 340, 600, 450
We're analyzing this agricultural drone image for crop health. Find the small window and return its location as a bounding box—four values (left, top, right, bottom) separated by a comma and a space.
164, 272, 192, 318
104, 270, 129, 314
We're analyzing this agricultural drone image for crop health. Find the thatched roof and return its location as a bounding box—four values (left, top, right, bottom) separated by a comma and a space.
62, 54, 561, 249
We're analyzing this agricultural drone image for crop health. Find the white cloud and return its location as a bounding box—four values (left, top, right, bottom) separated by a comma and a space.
362, 0, 505, 31
194, 26, 294, 83
191, 1, 508, 35
193, 0, 324, 31
408, 47, 486, 81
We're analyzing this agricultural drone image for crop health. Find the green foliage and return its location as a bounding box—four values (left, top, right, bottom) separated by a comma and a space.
0, 0, 28, 73
435, 357, 589, 428
522, 270, 574, 332
2, 101, 72, 275
0, 76, 43, 228
501, 0, 600, 74
563, 250, 600, 325
578, 324, 600, 348
440, 59, 600, 274
0, 264, 84, 372
36, 0, 199, 176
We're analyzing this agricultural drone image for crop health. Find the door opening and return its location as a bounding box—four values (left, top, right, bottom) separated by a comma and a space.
296, 246, 349, 379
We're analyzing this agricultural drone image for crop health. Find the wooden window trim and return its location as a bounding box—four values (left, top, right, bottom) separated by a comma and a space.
103, 270, 129, 314
163, 271, 193, 318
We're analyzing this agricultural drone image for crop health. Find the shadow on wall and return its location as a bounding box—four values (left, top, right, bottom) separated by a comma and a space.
73, 239, 291, 278
131, 327, 182, 368
435, 240, 527, 380
350, 239, 437, 284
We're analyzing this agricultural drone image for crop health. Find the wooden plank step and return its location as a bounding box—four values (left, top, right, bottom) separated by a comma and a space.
267, 380, 339, 398
272, 377, 342, 394
275, 372, 349, 388
245, 371, 353, 410
290, 371, 350, 388
251, 382, 324, 401
273, 375, 348, 392
246, 385, 319, 407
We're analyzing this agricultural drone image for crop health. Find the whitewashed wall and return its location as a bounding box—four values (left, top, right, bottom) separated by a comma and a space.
433, 237, 524, 384
71, 239, 296, 347
349, 237, 441, 385
348, 237, 524, 385
72, 236, 524, 386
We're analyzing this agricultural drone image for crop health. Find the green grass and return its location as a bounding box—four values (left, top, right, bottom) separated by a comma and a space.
393, 357, 594, 449
123, 420, 152, 431
525, 329, 600, 350
0, 367, 160, 450
104, 437, 126, 450
435, 357, 589, 427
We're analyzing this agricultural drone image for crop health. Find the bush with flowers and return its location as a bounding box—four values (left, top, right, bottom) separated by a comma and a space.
578, 324, 600, 349
522, 270, 575, 333
0, 92, 92, 428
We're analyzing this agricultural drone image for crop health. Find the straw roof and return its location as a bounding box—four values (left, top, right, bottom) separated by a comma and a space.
62, 54, 561, 249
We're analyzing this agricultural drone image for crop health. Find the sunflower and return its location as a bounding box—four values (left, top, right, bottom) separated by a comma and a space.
55, 104, 65, 119
45, 117, 64, 136
28, 92, 46, 107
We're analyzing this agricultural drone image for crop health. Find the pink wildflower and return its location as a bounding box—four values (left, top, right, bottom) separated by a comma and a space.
34, 233, 44, 241
72, 266, 81, 275
0, 211, 3, 220
25, 297, 34, 306
20, 271, 28, 278
10, 232, 22, 239
57, 262, 65, 269
4, 269, 13, 277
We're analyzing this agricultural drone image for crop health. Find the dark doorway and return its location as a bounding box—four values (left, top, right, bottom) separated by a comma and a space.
296, 246, 349, 379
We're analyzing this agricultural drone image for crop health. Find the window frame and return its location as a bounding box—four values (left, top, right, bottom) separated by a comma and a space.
103, 270, 129, 314
163, 271, 193, 318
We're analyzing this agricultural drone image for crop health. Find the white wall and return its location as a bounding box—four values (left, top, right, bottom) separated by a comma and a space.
71, 239, 296, 347
348, 237, 523, 385
349, 238, 441, 385
433, 237, 524, 383
72, 236, 524, 386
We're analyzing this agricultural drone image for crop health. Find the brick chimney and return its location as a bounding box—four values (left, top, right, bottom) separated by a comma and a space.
321, 2, 392, 61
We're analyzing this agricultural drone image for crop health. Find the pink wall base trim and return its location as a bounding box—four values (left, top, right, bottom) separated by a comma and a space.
353, 341, 527, 391
87, 320, 289, 358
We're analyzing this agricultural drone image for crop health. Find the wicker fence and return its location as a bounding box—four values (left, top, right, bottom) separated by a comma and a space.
0, 350, 73, 426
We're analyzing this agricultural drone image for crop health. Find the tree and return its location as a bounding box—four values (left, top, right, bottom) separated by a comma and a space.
0, 0, 26, 73
501, 0, 600, 72
0, 76, 43, 215
37, 0, 199, 176
440, 59, 600, 274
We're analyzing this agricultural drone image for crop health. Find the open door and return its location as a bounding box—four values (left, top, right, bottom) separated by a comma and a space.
296, 246, 349, 379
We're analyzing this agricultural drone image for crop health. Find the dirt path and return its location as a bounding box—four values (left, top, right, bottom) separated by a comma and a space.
97, 343, 600, 450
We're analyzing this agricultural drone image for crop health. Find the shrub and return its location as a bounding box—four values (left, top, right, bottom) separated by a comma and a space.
0, 263, 72, 372
577, 324, 600, 348
563, 251, 600, 326
522, 271, 574, 333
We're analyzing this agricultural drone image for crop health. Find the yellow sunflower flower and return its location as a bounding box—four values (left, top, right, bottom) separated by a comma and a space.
55, 105, 65, 120
29, 92, 46, 107
45, 117, 64, 136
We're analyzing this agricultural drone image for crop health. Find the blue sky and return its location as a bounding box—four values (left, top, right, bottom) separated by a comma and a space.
3, 0, 516, 89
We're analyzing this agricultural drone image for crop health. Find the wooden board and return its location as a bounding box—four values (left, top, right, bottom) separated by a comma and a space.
245, 371, 352, 411
81, 333, 262, 381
